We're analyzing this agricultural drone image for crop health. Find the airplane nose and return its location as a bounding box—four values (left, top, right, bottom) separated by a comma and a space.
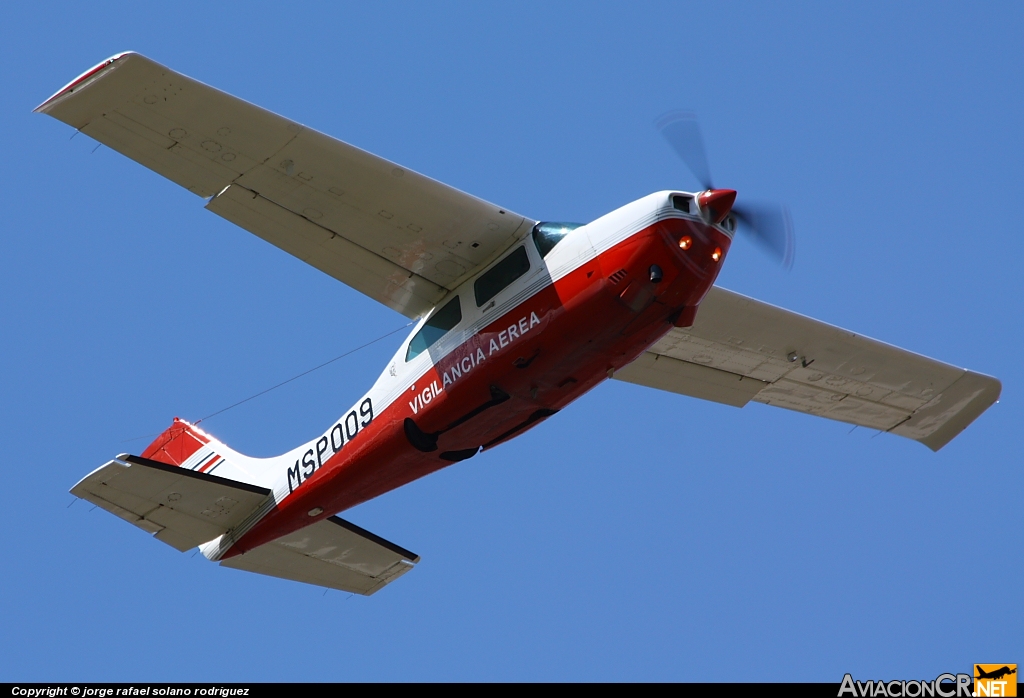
697, 189, 737, 225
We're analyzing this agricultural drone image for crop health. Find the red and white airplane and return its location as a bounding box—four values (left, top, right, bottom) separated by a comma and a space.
39, 53, 1001, 595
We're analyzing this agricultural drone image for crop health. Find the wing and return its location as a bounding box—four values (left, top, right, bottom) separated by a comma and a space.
614, 286, 1001, 451
36, 52, 533, 318
219, 515, 418, 595
71, 455, 271, 552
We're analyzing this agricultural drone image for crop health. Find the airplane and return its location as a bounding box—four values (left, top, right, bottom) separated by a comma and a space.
976, 666, 1017, 681
37, 52, 1001, 596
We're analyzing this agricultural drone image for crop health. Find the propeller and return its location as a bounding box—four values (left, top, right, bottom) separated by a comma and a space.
655, 111, 795, 269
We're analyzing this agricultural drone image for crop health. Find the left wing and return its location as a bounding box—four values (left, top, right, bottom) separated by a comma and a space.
614, 286, 1000, 451
36, 52, 533, 318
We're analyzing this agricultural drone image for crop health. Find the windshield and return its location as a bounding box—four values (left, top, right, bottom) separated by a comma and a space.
532, 222, 583, 258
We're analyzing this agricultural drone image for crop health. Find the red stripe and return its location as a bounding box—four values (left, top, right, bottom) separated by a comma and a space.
34, 53, 129, 111
198, 455, 221, 473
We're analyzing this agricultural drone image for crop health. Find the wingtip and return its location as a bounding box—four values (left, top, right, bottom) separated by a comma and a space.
34, 51, 137, 114
912, 370, 1002, 451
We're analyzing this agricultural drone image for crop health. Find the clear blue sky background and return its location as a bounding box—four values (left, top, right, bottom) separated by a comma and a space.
2, 1, 1020, 682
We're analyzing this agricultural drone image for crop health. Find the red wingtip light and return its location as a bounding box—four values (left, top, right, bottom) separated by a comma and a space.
34, 52, 134, 113
711, 247, 722, 262
678, 235, 692, 250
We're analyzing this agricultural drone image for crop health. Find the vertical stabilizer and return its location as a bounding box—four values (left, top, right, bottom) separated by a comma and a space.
142, 418, 227, 474
139, 418, 281, 489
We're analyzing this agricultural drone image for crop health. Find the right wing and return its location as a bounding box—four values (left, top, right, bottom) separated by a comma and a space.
36, 52, 533, 318
615, 286, 1001, 451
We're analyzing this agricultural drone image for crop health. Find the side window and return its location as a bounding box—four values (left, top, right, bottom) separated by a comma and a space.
474, 246, 530, 307
405, 296, 462, 361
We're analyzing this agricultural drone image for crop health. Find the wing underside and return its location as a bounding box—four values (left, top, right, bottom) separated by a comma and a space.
71, 455, 272, 552
36, 52, 533, 318
615, 286, 1000, 451
219, 516, 419, 596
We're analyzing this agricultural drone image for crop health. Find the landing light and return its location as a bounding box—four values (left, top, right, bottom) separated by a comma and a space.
678, 236, 692, 250
711, 247, 722, 262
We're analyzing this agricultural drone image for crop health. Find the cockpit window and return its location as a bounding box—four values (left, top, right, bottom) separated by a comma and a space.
406, 296, 462, 361
474, 246, 531, 306
532, 222, 583, 259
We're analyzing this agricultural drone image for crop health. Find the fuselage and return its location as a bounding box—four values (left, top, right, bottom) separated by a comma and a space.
170, 190, 734, 560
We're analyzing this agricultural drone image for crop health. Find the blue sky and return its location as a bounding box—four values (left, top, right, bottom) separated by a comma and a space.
2, 1, 1021, 682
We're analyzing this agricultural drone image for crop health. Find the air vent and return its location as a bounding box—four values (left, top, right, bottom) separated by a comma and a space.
672, 194, 693, 213
609, 269, 628, 284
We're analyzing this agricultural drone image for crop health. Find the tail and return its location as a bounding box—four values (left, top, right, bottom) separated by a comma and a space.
73, 418, 280, 556
73, 417, 419, 594
139, 417, 278, 488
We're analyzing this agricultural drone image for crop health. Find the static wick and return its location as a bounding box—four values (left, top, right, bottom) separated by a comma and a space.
91, 143, 102, 153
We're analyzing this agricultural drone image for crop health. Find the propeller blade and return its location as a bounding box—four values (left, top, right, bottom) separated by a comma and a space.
656, 111, 714, 191
732, 202, 796, 270
655, 111, 795, 269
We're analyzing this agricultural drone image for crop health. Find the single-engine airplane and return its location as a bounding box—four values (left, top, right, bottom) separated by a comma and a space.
39, 53, 1001, 595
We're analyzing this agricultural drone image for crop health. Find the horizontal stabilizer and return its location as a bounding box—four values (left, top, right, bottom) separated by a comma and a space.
71, 455, 271, 552
220, 516, 419, 595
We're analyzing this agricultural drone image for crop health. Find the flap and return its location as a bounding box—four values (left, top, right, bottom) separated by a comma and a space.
71, 455, 271, 552
36, 52, 533, 318
220, 516, 418, 595
205, 184, 448, 316
615, 350, 768, 408
615, 286, 1001, 451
